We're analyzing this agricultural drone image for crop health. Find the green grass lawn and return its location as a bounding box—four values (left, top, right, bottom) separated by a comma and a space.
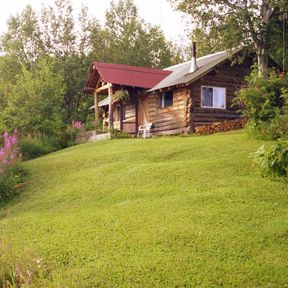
1, 131, 288, 287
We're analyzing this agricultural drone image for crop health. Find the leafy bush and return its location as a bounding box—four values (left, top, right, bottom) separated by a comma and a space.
111, 129, 130, 139
1, 58, 66, 136
0, 166, 27, 203
20, 130, 76, 160
0, 172, 17, 202
19, 138, 54, 160
235, 69, 288, 139
251, 141, 288, 177
54, 130, 76, 149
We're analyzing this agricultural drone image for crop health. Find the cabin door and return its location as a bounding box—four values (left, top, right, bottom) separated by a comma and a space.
138, 95, 149, 126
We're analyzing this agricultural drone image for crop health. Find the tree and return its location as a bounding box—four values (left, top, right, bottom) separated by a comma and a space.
1, 5, 44, 64
0, 0, 183, 135
0, 55, 22, 132
169, 0, 288, 75
268, 13, 288, 72
1, 58, 66, 135
91, 0, 176, 68
40, 0, 76, 57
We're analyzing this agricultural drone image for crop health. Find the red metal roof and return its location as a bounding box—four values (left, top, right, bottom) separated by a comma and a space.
85, 62, 171, 92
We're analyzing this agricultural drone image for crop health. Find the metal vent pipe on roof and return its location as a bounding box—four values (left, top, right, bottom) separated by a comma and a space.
189, 42, 198, 73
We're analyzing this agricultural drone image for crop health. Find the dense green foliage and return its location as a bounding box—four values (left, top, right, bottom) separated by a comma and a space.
19, 138, 56, 161
100, 0, 178, 67
0, 132, 287, 287
252, 141, 288, 177
0, 58, 66, 135
0, 0, 181, 136
0, 165, 27, 204
112, 89, 130, 103
170, 0, 288, 74
235, 69, 288, 139
19, 132, 76, 161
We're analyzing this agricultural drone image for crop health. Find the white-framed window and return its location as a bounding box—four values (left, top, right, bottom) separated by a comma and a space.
159, 91, 173, 108
201, 86, 226, 109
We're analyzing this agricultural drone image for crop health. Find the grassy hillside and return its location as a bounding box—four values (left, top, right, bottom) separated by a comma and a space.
1, 132, 288, 287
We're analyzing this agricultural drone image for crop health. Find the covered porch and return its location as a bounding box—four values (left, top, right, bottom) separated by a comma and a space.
84, 62, 171, 134
90, 84, 141, 134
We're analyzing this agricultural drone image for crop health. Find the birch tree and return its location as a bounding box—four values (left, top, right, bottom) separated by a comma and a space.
170, 0, 288, 75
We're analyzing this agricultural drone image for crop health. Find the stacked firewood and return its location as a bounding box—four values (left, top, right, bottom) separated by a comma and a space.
195, 119, 246, 135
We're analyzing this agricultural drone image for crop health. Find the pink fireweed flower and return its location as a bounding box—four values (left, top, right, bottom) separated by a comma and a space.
0, 150, 4, 158
11, 136, 17, 146
0, 130, 21, 174
5, 141, 11, 150
72, 120, 84, 130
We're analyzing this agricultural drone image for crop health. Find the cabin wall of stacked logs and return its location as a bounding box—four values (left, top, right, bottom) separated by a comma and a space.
145, 87, 189, 135
188, 61, 249, 130
144, 61, 249, 134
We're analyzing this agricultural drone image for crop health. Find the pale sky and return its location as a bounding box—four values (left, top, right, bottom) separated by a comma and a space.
0, 0, 188, 42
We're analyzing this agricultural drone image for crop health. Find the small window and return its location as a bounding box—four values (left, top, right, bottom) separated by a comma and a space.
201, 86, 226, 109
160, 91, 173, 108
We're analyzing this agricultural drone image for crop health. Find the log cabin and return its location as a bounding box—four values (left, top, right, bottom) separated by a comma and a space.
84, 45, 252, 135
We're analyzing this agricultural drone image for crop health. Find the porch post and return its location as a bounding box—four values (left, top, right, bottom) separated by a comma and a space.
120, 101, 124, 132
94, 90, 99, 125
108, 84, 114, 130
135, 97, 139, 134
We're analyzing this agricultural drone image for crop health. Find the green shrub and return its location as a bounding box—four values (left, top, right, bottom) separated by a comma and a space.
235, 69, 288, 139
19, 138, 54, 160
251, 141, 288, 177
0, 173, 17, 202
20, 131, 76, 161
0, 165, 27, 203
111, 129, 130, 139
55, 130, 76, 149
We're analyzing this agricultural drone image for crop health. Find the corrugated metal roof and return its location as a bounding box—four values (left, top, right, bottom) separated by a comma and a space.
91, 62, 171, 89
149, 48, 242, 91
89, 97, 110, 109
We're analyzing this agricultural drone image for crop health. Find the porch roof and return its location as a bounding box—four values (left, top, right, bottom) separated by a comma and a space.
89, 97, 109, 109
85, 62, 172, 93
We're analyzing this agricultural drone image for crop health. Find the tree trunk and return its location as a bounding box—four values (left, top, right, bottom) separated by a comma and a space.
256, 0, 274, 77
256, 43, 269, 77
